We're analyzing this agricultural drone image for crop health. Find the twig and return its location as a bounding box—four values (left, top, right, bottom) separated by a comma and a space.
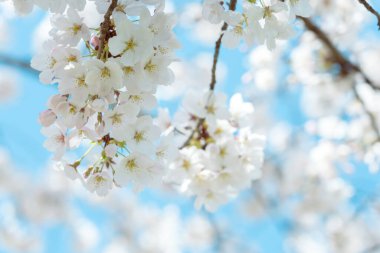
299, 17, 380, 142
362, 243, 380, 253
298, 17, 380, 91
210, 0, 237, 90
205, 212, 224, 252
358, 0, 380, 30
353, 86, 380, 142
180, 118, 204, 149
0, 54, 38, 74
97, 0, 118, 59
180, 0, 237, 149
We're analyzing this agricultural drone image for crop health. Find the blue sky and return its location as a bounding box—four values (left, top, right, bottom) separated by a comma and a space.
1, 1, 380, 253
0, 3, 286, 252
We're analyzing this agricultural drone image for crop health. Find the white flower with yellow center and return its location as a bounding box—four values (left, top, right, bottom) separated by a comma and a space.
58, 64, 89, 107
85, 59, 123, 97
124, 115, 161, 155
166, 147, 204, 185
140, 54, 175, 91
108, 18, 153, 65
184, 91, 229, 125
119, 90, 157, 111
31, 42, 79, 84
50, 8, 90, 46
104, 102, 140, 139
85, 171, 113, 196
114, 153, 157, 191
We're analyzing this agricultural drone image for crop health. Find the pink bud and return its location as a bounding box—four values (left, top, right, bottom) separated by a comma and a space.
90, 36, 100, 48
39, 109, 57, 127
48, 94, 67, 111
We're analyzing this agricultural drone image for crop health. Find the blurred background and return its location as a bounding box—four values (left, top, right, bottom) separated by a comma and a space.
1, 0, 380, 252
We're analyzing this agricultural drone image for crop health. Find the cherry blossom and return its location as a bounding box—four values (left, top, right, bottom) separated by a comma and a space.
3, 0, 380, 252
7, 0, 363, 217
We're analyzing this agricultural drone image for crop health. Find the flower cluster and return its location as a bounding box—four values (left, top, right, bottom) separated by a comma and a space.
161, 92, 265, 211
202, 0, 312, 50
3, 0, 270, 211
33, 0, 179, 196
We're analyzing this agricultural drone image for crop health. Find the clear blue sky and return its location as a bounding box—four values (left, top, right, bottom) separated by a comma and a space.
1, 1, 380, 253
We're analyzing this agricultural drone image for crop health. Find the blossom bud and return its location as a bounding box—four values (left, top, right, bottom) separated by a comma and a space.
48, 94, 67, 111
39, 109, 57, 127
90, 36, 100, 49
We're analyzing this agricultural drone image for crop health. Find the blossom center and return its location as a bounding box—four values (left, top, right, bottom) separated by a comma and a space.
206, 105, 216, 114
182, 159, 191, 170
110, 113, 122, 125
134, 131, 145, 143
234, 26, 243, 36
129, 95, 142, 103
144, 60, 157, 73
70, 24, 82, 34
76, 76, 86, 87
55, 134, 65, 144
123, 66, 135, 75
263, 7, 272, 18
50, 58, 57, 68
219, 147, 227, 158
126, 158, 137, 170
101, 67, 111, 78
67, 55, 78, 62
95, 175, 106, 185
125, 38, 137, 52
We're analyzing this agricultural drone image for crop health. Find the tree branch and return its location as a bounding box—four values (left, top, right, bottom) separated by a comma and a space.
362, 244, 380, 253
298, 17, 380, 91
180, 0, 237, 149
299, 17, 380, 142
353, 86, 380, 142
358, 0, 380, 30
97, 0, 118, 59
180, 118, 205, 149
210, 0, 237, 90
0, 54, 38, 75
205, 212, 224, 252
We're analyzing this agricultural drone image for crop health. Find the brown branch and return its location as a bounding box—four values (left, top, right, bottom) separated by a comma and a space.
358, 0, 380, 30
210, 0, 237, 90
97, 0, 118, 59
180, 0, 237, 149
298, 17, 380, 91
299, 17, 380, 142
